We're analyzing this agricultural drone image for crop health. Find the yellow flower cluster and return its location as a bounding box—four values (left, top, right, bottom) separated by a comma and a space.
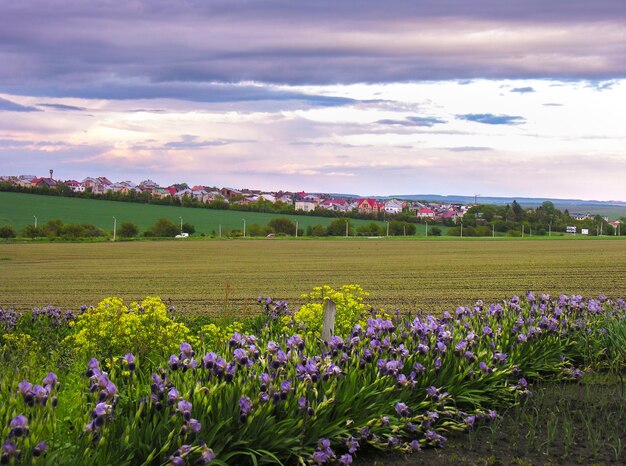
199, 321, 244, 349
286, 284, 382, 338
1, 333, 40, 366
68, 296, 191, 359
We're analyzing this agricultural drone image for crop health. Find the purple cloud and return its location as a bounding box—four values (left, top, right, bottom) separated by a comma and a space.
0, 0, 624, 99
0, 97, 39, 112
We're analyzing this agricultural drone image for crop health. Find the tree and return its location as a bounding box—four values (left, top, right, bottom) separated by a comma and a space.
327, 218, 354, 236
357, 222, 383, 236
146, 218, 179, 237
119, 222, 139, 238
309, 224, 328, 236
268, 217, 296, 236
0, 225, 16, 240
429, 227, 442, 236
21, 224, 40, 239
181, 222, 195, 235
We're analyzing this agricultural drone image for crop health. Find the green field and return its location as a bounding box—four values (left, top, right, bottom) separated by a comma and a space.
554, 204, 626, 220
0, 191, 420, 235
1, 239, 624, 315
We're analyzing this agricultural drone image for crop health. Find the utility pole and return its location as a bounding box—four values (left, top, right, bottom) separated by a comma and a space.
242, 218, 246, 238
33, 215, 37, 229
492, 224, 495, 238
345, 220, 348, 238
460, 221, 463, 238
295, 220, 298, 238
113, 216, 117, 241
403, 225, 406, 237
179, 217, 183, 233
549, 223, 551, 237
386, 221, 390, 237
219, 224, 222, 238
425, 221, 428, 237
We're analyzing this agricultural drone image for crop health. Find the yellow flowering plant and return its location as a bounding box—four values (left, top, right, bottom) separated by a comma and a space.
67, 296, 191, 360
199, 320, 245, 349
286, 284, 381, 337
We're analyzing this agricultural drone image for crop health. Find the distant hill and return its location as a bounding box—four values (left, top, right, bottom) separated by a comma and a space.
389, 194, 626, 207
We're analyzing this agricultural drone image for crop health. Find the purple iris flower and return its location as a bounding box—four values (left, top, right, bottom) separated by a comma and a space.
202, 352, 217, 369
1, 441, 17, 463
345, 437, 359, 454
410, 440, 421, 451
434, 358, 442, 370
86, 358, 101, 377
239, 396, 252, 418
259, 373, 270, 391
42, 372, 58, 388
395, 402, 412, 418
33, 440, 47, 457
123, 353, 136, 371
167, 388, 180, 405
179, 342, 193, 358
233, 348, 249, 365
9, 415, 28, 437
338, 454, 353, 465
168, 355, 180, 370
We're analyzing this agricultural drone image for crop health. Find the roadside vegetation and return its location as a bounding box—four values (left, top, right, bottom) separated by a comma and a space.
0, 288, 624, 464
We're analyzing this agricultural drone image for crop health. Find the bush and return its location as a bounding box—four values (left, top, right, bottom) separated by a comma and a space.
286, 284, 379, 337
327, 218, 353, 236
145, 218, 179, 237
429, 226, 442, 236
309, 224, 328, 236
268, 217, 296, 235
21, 224, 40, 238
67, 296, 191, 360
357, 222, 383, 236
118, 222, 139, 238
181, 222, 195, 235
0, 225, 16, 239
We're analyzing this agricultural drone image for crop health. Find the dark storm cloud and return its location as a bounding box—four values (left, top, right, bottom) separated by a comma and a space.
0, 97, 39, 112
456, 113, 526, 125
0, 0, 625, 99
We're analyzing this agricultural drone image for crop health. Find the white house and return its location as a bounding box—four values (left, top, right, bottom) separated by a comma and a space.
295, 200, 317, 212
384, 199, 404, 214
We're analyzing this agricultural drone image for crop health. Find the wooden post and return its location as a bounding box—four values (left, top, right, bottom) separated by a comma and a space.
321, 299, 337, 341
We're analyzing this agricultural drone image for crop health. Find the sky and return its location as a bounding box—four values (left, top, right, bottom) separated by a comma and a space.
1, 1, 625, 201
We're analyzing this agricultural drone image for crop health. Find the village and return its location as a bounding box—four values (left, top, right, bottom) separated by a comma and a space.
0, 172, 469, 221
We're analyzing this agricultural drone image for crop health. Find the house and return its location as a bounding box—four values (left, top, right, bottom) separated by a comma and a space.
318, 199, 351, 212
152, 187, 172, 199
384, 199, 404, 214
64, 180, 85, 192
220, 187, 243, 198
357, 198, 384, 214
96, 176, 112, 187
441, 210, 461, 221
295, 200, 318, 212
35, 178, 58, 188
570, 213, 591, 221
174, 188, 193, 199
139, 179, 159, 192
417, 208, 436, 218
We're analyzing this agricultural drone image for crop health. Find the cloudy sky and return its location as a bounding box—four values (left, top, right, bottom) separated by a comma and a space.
1, 1, 625, 200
